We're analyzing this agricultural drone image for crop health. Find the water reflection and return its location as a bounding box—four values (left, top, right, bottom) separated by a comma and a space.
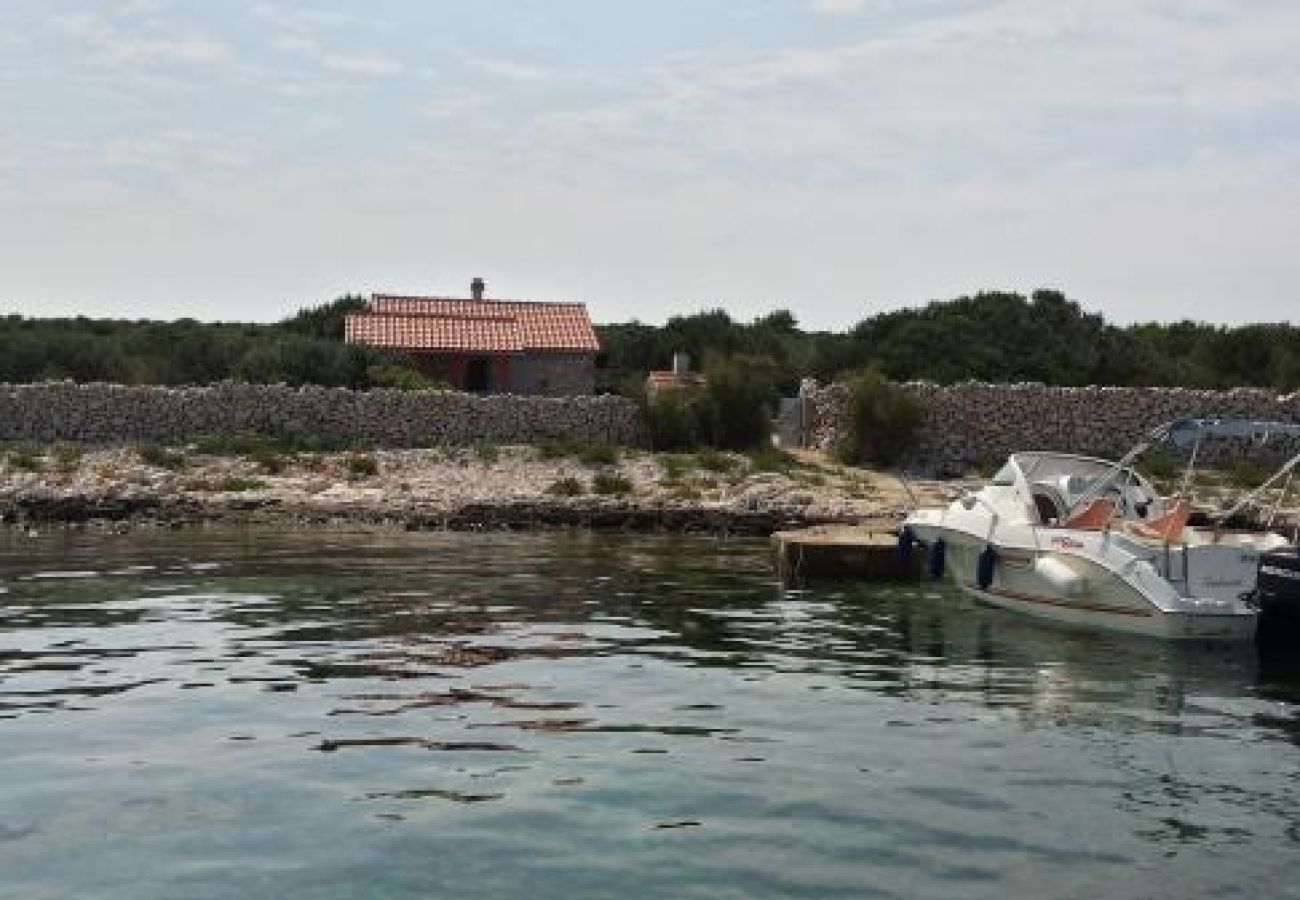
2, 529, 1299, 900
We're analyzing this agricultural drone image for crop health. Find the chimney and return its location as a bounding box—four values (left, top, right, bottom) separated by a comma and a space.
672, 352, 690, 375
471, 277, 486, 301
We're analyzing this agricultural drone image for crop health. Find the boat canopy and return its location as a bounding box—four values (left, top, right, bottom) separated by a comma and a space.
1159, 418, 1300, 448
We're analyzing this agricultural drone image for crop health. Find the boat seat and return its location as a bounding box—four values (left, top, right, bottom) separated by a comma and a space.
1123, 499, 1192, 544
1060, 498, 1117, 530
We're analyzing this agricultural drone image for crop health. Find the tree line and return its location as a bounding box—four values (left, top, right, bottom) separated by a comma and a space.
2, 289, 1297, 391
598, 289, 1300, 392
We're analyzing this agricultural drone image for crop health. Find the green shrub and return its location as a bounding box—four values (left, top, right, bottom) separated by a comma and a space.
592, 472, 634, 496
545, 477, 586, 497
833, 371, 925, 467
537, 438, 576, 460
251, 446, 289, 475
746, 446, 795, 473
641, 356, 778, 452
1141, 450, 1182, 483
694, 449, 738, 473
577, 442, 619, 466
52, 443, 83, 473
472, 441, 500, 464
698, 356, 778, 450
1225, 460, 1271, 490
194, 431, 283, 456
365, 363, 447, 391
137, 443, 187, 470
536, 439, 620, 466
347, 453, 379, 479
657, 453, 691, 483
645, 393, 707, 451
216, 476, 265, 492
6, 446, 42, 472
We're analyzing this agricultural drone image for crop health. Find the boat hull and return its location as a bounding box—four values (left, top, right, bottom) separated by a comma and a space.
908, 522, 1257, 641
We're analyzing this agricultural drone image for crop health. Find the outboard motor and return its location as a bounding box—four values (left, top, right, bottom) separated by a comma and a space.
1254, 546, 1300, 650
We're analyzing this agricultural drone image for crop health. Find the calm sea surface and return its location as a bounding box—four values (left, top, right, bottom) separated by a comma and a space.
1, 529, 1298, 899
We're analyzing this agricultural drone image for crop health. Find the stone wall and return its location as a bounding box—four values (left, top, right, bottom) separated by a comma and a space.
803, 380, 1300, 473
0, 382, 639, 447
513, 353, 597, 396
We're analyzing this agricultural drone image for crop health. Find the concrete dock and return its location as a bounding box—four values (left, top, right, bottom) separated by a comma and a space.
772, 524, 921, 583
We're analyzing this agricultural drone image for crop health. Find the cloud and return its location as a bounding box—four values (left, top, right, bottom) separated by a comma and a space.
52, 11, 233, 68
7, 0, 1300, 327
809, 0, 868, 15
266, 26, 403, 77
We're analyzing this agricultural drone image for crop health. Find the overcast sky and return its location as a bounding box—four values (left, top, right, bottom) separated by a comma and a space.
1, 0, 1297, 329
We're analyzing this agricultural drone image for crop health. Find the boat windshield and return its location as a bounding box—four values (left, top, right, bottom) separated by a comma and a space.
1009, 452, 1155, 507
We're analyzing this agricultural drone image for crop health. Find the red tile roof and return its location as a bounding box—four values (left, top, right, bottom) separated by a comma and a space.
345, 295, 599, 354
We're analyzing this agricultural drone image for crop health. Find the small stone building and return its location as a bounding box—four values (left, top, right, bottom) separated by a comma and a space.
344, 280, 600, 396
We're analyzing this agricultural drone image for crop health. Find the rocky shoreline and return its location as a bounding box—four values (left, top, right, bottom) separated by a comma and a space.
0, 445, 939, 537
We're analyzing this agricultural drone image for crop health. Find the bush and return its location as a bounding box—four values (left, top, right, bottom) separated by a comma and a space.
537, 438, 574, 460
592, 472, 634, 496
833, 371, 925, 467
1226, 460, 1271, 490
536, 439, 620, 466
216, 476, 265, 492
657, 453, 691, 483
1141, 450, 1182, 485
472, 441, 500, 464
251, 446, 289, 474
747, 446, 795, 473
694, 449, 738, 473
6, 445, 42, 472
137, 443, 187, 470
699, 356, 778, 450
645, 393, 707, 451
366, 363, 447, 391
577, 442, 619, 466
545, 477, 586, 497
53, 443, 83, 473
642, 355, 778, 452
347, 454, 379, 479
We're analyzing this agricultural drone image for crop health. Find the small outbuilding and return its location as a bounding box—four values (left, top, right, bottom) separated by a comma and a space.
344, 280, 600, 395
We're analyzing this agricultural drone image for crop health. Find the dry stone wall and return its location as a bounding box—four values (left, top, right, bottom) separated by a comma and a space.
803, 380, 1300, 473
0, 382, 640, 447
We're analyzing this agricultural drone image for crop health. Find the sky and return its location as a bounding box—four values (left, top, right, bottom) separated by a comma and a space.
0, 0, 1297, 330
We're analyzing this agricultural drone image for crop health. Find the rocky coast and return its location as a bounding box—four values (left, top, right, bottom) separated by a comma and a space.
0, 444, 945, 537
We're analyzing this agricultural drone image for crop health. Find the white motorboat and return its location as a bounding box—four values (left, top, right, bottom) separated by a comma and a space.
902, 419, 1300, 641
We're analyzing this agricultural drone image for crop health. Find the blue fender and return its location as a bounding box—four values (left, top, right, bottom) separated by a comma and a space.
928, 538, 947, 579
977, 544, 997, 590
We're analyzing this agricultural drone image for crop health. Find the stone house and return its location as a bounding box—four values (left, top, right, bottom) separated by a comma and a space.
344, 280, 600, 395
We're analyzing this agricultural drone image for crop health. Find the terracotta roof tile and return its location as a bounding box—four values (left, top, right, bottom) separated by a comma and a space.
347, 295, 599, 354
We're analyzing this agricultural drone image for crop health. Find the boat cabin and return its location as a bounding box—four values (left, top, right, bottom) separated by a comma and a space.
989, 452, 1164, 527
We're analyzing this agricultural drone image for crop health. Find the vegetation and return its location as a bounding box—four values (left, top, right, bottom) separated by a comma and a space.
52, 443, 83, 473
3, 289, 1297, 394
641, 356, 780, 452
0, 296, 431, 389
833, 370, 926, 467
600, 290, 1300, 392
536, 439, 619, 466
215, 476, 266, 493
137, 443, 187, 470
5, 445, 42, 472
472, 441, 500, 464
592, 472, 634, 496
346, 454, 379, 479
545, 477, 586, 497
694, 449, 738, 473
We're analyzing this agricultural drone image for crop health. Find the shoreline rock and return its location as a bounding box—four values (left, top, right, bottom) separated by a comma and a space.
0, 446, 935, 538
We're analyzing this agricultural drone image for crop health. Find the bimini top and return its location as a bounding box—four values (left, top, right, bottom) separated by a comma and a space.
1157, 418, 1300, 448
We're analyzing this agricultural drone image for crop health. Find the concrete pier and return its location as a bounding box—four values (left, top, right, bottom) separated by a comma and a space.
772, 525, 921, 583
